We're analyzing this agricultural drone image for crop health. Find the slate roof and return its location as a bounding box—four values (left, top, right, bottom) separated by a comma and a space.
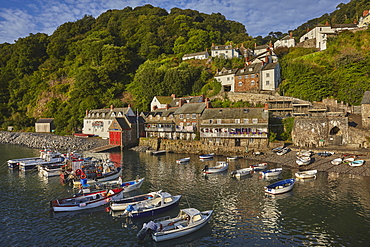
155, 96, 173, 104
262, 63, 279, 70
215, 67, 238, 76
174, 103, 206, 114
36, 118, 54, 123
236, 63, 262, 75
361, 91, 370, 104
113, 118, 131, 130
85, 107, 131, 119
200, 108, 268, 120
183, 51, 209, 58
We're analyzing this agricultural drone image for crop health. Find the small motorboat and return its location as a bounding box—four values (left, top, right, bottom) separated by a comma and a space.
230, 167, 253, 178
317, 151, 334, 157
348, 160, 365, 167
264, 178, 295, 195
253, 151, 263, 156
250, 162, 268, 171
271, 146, 284, 153
199, 153, 215, 160
136, 208, 213, 242
202, 161, 228, 174
50, 188, 124, 212
295, 170, 318, 179
72, 166, 123, 187
77, 177, 145, 194
260, 168, 282, 177
121, 192, 182, 218
276, 147, 290, 156
331, 158, 342, 165
176, 157, 190, 164
110, 190, 162, 211
296, 156, 311, 166
296, 150, 312, 157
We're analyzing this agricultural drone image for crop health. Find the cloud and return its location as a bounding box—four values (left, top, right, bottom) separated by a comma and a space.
0, 0, 350, 44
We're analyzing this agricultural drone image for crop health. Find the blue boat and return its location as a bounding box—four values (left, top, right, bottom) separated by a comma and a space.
264, 178, 295, 194
121, 192, 182, 218
199, 153, 214, 160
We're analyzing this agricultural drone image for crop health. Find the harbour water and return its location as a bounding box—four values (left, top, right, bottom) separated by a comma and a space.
0, 144, 369, 246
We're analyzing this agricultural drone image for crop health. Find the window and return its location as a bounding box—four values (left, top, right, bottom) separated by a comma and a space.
217, 119, 221, 124
251, 74, 255, 78
227, 77, 230, 81
209, 119, 213, 124
251, 80, 255, 85
192, 114, 196, 119
245, 75, 248, 79
243, 119, 249, 124
163, 117, 166, 120
186, 114, 190, 119
266, 81, 270, 85
238, 76, 242, 79
180, 114, 184, 119
249, 68, 253, 71
235, 119, 240, 124
252, 118, 258, 124
266, 73, 270, 77
249, 138, 254, 143
238, 81, 243, 86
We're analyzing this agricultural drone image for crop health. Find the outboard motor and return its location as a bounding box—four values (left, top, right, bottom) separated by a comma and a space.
136, 221, 157, 240
202, 165, 209, 172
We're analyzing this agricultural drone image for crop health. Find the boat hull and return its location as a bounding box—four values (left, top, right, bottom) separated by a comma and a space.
152, 210, 213, 242
265, 178, 295, 195
129, 195, 182, 218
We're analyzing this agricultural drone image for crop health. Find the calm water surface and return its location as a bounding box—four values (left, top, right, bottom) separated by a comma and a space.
0, 144, 369, 246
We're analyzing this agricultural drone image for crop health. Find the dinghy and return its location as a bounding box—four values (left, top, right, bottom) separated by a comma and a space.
260, 168, 282, 177
264, 178, 295, 195
202, 161, 228, 174
121, 192, 182, 218
199, 153, 214, 160
137, 208, 213, 242
230, 167, 253, 178
295, 170, 317, 179
296, 156, 311, 166
176, 157, 190, 164
331, 158, 342, 165
110, 190, 162, 211
348, 160, 365, 167
250, 162, 268, 171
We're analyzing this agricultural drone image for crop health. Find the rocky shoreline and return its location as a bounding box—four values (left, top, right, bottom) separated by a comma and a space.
0, 131, 108, 152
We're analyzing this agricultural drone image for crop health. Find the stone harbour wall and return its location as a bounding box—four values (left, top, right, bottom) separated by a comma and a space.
0, 131, 108, 152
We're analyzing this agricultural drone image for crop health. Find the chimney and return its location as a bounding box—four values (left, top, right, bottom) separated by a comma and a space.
264, 103, 269, 111
290, 32, 293, 38
165, 104, 170, 110
325, 21, 330, 26
269, 41, 273, 48
86, 109, 89, 116
205, 98, 211, 109
265, 55, 269, 64
171, 94, 176, 98
110, 105, 114, 111
212, 43, 215, 47
354, 19, 357, 24
363, 10, 369, 17
128, 104, 131, 108
179, 99, 183, 107
254, 43, 257, 48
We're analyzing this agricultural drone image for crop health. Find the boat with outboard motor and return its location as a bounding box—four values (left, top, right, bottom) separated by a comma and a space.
8, 148, 63, 170
202, 161, 228, 174
110, 190, 162, 211
264, 178, 295, 195
136, 208, 213, 242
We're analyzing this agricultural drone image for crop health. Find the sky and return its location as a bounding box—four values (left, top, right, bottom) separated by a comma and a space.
0, 0, 351, 44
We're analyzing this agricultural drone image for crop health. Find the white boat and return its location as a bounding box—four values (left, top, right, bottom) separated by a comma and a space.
296, 156, 311, 166
7, 148, 62, 169
250, 162, 268, 171
136, 208, 213, 242
199, 153, 214, 160
230, 167, 253, 178
227, 156, 240, 161
38, 163, 65, 177
342, 156, 356, 164
121, 192, 182, 218
277, 147, 290, 156
50, 188, 124, 212
260, 168, 282, 177
331, 158, 342, 165
348, 160, 365, 167
110, 190, 162, 211
264, 178, 295, 194
176, 157, 190, 164
296, 150, 312, 157
202, 161, 228, 174
295, 170, 318, 179
78, 177, 145, 193
152, 150, 167, 155
271, 146, 284, 153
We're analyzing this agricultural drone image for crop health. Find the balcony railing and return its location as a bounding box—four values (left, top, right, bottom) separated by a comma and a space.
200, 132, 268, 138
145, 127, 174, 132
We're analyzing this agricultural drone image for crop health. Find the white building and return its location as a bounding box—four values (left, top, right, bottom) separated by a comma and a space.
274, 33, 295, 48
214, 67, 238, 92
260, 63, 281, 91
182, 51, 209, 61
211, 44, 240, 59
83, 106, 135, 139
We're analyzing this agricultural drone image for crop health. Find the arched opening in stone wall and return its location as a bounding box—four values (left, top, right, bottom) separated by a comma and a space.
329, 126, 340, 135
